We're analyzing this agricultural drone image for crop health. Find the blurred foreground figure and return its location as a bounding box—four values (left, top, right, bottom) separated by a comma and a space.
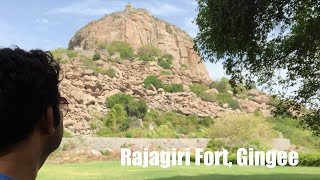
0, 47, 68, 180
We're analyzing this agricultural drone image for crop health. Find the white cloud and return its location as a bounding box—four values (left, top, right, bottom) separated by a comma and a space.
47, 0, 117, 16
35, 18, 49, 24
147, 3, 184, 16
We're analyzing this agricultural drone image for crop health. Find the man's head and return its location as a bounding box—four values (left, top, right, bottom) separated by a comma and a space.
0, 47, 65, 158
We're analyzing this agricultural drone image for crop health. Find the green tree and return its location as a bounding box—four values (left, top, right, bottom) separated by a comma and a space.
138, 45, 161, 61
106, 41, 134, 59
195, 0, 320, 134
127, 99, 148, 118
143, 75, 163, 89
106, 93, 134, 109
105, 104, 129, 132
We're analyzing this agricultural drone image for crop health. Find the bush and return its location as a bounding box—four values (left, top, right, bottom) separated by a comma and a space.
160, 70, 172, 75
138, 45, 161, 57
189, 83, 216, 102
180, 64, 188, 70
93, 52, 101, 61
299, 153, 320, 167
267, 117, 320, 151
106, 93, 134, 109
158, 54, 173, 69
189, 83, 208, 95
104, 104, 129, 132
63, 130, 73, 138
106, 41, 134, 59
209, 77, 232, 93
81, 57, 117, 76
213, 93, 240, 109
66, 50, 77, 58
144, 75, 163, 89
160, 54, 173, 62
127, 99, 148, 118
138, 54, 155, 61
143, 110, 161, 125
267, 96, 281, 106
158, 61, 171, 69
90, 122, 98, 129
163, 84, 184, 93
97, 126, 113, 137
155, 124, 178, 138
209, 114, 273, 150
206, 139, 226, 151
51, 48, 77, 62
104, 68, 117, 78
125, 128, 147, 138
138, 45, 161, 61
62, 140, 76, 151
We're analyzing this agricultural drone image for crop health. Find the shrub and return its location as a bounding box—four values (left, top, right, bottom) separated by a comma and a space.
209, 114, 273, 150
138, 45, 161, 57
206, 139, 226, 151
267, 117, 320, 150
158, 54, 173, 69
106, 41, 134, 59
161, 54, 173, 62
63, 130, 73, 138
93, 52, 101, 61
299, 153, 320, 167
189, 83, 216, 102
180, 64, 188, 70
66, 50, 77, 58
90, 122, 98, 129
125, 128, 147, 138
104, 104, 129, 132
209, 77, 232, 93
104, 68, 117, 78
267, 96, 281, 106
97, 126, 113, 137
106, 93, 134, 109
155, 124, 178, 138
51, 48, 77, 62
138, 45, 161, 61
81, 57, 117, 76
144, 75, 163, 89
160, 70, 172, 75
127, 99, 148, 118
213, 93, 240, 109
158, 61, 171, 69
189, 83, 208, 95
138, 54, 155, 61
143, 109, 161, 125
163, 84, 184, 93
100, 149, 113, 156
62, 140, 76, 151
193, 116, 214, 127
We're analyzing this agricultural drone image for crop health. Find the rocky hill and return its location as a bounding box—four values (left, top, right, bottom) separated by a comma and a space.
56, 4, 272, 136
68, 3, 210, 81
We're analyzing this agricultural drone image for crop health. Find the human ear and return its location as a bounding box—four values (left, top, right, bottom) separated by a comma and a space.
39, 106, 56, 135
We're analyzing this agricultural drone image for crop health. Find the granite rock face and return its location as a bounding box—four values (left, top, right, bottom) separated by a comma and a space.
68, 3, 211, 81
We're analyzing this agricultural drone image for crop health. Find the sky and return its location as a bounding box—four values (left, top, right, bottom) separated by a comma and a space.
0, 0, 228, 80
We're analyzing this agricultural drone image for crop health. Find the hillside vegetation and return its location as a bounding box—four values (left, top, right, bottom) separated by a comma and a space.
51, 44, 320, 152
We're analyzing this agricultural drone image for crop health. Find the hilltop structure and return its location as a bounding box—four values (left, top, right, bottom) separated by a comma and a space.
68, 4, 211, 81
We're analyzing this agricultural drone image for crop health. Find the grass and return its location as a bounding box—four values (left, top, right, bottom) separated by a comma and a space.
37, 161, 320, 180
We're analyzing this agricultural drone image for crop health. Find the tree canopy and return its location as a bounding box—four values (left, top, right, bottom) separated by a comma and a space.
194, 0, 320, 135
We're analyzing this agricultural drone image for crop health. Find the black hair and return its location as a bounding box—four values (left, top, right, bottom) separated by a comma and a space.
0, 47, 61, 150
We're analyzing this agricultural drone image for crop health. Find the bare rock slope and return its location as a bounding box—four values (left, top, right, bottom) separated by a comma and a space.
68, 4, 210, 81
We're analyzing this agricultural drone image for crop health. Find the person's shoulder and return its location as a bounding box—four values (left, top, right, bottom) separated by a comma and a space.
0, 174, 14, 180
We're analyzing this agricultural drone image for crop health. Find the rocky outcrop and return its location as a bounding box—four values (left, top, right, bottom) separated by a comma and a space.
59, 57, 271, 135
68, 4, 211, 81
